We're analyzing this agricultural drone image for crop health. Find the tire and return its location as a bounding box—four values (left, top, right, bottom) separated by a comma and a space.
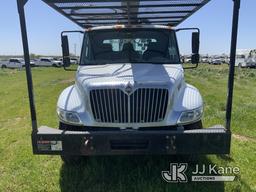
52, 64, 57, 67
59, 122, 85, 164
1, 65, 7, 69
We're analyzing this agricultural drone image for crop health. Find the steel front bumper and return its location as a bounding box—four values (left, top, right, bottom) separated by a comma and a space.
32, 126, 231, 155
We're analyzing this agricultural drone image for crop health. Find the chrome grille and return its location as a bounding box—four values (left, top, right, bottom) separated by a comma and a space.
90, 88, 169, 123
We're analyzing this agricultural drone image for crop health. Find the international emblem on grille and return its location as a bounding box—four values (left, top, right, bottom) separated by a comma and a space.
125, 82, 133, 95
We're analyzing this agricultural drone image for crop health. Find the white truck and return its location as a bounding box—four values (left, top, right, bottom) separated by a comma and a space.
210, 58, 222, 65
236, 49, 256, 68
1, 58, 24, 69
1, 58, 25, 69
17, 0, 240, 163
36, 57, 62, 67
201, 56, 210, 63
60, 57, 79, 65
0, 58, 35, 69
70, 58, 79, 65
58, 25, 203, 162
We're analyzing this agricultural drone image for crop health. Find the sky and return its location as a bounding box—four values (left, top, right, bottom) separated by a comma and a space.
0, 0, 255, 56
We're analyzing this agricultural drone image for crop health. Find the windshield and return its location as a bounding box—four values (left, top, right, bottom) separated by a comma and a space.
80, 28, 180, 65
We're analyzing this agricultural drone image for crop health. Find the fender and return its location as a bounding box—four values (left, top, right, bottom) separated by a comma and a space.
57, 85, 93, 124
173, 83, 203, 111
166, 83, 203, 125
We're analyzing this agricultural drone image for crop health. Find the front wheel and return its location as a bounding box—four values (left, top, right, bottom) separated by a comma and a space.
59, 122, 85, 164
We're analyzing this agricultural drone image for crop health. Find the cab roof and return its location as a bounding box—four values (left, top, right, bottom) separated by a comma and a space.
42, 0, 211, 28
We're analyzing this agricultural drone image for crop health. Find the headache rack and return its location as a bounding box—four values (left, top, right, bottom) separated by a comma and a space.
17, 0, 241, 156
41, 0, 210, 28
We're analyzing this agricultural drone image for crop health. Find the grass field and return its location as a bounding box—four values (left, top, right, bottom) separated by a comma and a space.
0, 64, 255, 192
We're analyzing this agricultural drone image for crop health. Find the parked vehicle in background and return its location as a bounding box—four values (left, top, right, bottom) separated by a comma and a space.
70, 58, 79, 65
211, 58, 222, 65
36, 57, 62, 67
246, 57, 256, 68
218, 55, 229, 64
1, 58, 35, 69
201, 56, 210, 63
236, 49, 256, 68
60, 57, 79, 65
225, 57, 230, 64
184, 58, 191, 63
236, 55, 247, 68
1, 58, 24, 68
1, 58, 36, 69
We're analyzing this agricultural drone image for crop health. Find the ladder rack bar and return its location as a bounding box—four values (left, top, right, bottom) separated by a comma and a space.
225, 0, 241, 131
17, 0, 38, 133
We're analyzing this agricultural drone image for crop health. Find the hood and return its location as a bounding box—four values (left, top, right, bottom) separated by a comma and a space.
76, 64, 184, 89
76, 64, 184, 88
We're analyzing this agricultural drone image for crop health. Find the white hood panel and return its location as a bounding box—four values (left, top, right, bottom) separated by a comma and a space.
76, 64, 184, 88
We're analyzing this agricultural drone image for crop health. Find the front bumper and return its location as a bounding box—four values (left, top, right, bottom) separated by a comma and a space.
32, 125, 231, 155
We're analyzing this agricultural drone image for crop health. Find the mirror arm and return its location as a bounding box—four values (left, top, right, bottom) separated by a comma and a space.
61, 30, 84, 36
63, 67, 76, 71
175, 28, 200, 35
183, 63, 198, 70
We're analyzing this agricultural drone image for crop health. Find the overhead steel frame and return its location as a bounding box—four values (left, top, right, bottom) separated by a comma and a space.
17, 0, 241, 155
41, 0, 211, 28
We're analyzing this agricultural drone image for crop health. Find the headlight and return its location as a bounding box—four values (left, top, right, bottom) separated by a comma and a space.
177, 107, 203, 124
57, 108, 82, 125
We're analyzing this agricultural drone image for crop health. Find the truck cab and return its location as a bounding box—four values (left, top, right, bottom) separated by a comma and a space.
58, 25, 203, 136
57, 25, 203, 162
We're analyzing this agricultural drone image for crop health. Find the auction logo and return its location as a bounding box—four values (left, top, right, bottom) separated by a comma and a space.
162, 163, 188, 183
162, 163, 240, 183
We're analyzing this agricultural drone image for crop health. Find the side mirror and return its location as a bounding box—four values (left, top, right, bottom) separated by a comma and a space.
61, 35, 71, 67
192, 32, 200, 64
